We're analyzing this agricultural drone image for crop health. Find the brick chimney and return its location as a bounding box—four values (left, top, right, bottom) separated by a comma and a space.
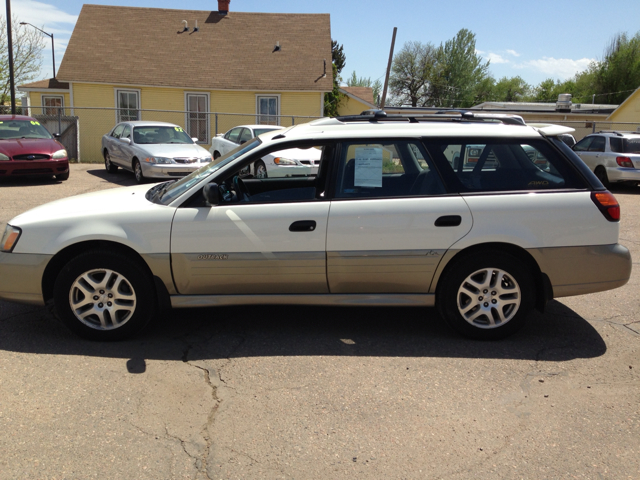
218, 0, 230, 15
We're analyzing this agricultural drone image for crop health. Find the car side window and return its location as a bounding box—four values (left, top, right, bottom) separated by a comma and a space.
111, 124, 125, 139
226, 128, 242, 144
573, 137, 592, 152
122, 125, 131, 139
425, 139, 586, 192
238, 128, 252, 144
609, 137, 623, 153
588, 136, 605, 152
334, 140, 445, 199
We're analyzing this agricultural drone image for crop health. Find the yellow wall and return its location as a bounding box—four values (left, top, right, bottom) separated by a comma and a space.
67, 83, 324, 162
607, 89, 640, 122
337, 94, 372, 116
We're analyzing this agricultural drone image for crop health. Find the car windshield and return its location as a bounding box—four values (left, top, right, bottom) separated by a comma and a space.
154, 137, 262, 205
253, 128, 280, 137
133, 126, 193, 144
0, 120, 52, 140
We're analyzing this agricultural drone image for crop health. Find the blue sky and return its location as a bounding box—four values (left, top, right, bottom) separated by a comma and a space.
8, 0, 640, 88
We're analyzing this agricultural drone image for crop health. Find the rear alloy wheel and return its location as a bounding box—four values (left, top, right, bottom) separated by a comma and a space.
213, 151, 221, 160
133, 159, 145, 184
437, 251, 534, 340
254, 160, 268, 178
53, 251, 155, 340
104, 150, 118, 173
595, 166, 610, 188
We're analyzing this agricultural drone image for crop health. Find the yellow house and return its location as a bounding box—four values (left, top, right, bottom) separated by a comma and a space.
19, 4, 332, 162
607, 87, 640, 124
337, 87, 376, 116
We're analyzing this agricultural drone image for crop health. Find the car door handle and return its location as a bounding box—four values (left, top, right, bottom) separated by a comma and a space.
434, 215, 462, 227
289, 220, 317, 232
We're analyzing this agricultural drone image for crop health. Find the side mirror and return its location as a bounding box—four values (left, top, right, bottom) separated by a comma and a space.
192, 137, 199, 142
239, 165, 251, 176
53, 133, 61, 138
203, 183, 219, 205
120, 137, 131, 144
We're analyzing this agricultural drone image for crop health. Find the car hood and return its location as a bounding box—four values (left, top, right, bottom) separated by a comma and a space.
0, 138, 64, 157
11, 184, 159, 227
134, 143, 210, 158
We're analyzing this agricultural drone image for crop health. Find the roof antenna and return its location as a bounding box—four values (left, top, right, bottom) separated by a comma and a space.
178, 20, 189, 33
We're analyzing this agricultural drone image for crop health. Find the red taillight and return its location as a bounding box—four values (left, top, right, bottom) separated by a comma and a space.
591, 191, 620, 222
616, 156, 633, 168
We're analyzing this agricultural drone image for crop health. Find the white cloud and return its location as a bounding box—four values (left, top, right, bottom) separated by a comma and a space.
11, 0, 77, 28
516, 57, 595, 79
476, 49, 486, 55
486, 53, 508, 64
506, 49, 520, 57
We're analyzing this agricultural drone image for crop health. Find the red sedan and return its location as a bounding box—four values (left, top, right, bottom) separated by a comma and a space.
0, 115, 69, 181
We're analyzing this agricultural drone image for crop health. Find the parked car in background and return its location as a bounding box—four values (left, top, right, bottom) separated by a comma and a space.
572, 131, 640, 187
0, 111, 630, 341
0, 115, 69, 181
102, 121, 212, 183
210, 125, 321, 178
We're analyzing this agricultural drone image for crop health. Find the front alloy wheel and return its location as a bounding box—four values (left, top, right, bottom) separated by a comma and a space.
133, 159, 144, 183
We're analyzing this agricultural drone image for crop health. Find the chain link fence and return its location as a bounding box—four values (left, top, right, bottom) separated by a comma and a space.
17, 106, 322, 163
5, 105, 640, 162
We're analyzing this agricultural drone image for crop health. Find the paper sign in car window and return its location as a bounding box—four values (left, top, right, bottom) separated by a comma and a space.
354, 147, 383, 188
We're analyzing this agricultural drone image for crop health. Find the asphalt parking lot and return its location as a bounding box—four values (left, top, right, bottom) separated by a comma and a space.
0, 165, 638, 479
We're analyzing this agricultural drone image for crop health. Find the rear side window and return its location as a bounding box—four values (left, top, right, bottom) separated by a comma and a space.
424, 138, 587, 192
334, 140, 446, 199
622, 137, 640, 154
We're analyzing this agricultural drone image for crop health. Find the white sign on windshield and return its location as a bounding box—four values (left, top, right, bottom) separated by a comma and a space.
354, 147, 383, 187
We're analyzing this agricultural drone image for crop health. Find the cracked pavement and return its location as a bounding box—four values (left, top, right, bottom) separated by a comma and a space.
0, 166, 638, 479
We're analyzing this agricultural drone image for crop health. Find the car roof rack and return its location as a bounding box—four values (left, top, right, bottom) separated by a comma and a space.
596, 130, 638, 136
335, 109, 526, 126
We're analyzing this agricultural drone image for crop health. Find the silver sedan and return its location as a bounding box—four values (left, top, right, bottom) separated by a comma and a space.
101, 121, 212, 183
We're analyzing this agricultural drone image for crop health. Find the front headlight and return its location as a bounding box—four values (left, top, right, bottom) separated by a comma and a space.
200, 156, 212, 163
145, 156, 174, 164
274, 157, 297, 166
52, 149, 67, 159
0, 152, 9, 161
1, 225, 22, 252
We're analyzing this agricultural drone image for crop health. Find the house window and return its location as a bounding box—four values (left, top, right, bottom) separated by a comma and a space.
186, 93, 208, 143
116, 90, 140, 122
42, 95, 64, 115
257, 95, 279, 125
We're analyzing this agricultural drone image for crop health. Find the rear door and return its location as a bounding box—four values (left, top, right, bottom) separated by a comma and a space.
326, 140, 472, 294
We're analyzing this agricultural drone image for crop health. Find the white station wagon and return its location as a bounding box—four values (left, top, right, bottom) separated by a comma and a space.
0, 111, 632, 341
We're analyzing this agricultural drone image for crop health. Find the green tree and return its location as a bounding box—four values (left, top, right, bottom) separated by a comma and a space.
593, 32, 640, 104
492, 76, 530, 102
388, 40, 437, 107
324, 40, 346, 117
0, 15, 45, 105
430, 29, 490, 108
346, 71, 382, 106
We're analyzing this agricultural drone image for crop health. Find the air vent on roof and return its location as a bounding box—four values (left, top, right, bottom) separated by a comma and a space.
556, 93, 572, 113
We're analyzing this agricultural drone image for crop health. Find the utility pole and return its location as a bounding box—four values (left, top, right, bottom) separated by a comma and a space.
5, 0, 16, 114
379, 27, 397, 110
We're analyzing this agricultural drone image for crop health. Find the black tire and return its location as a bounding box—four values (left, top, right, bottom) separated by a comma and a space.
53, 250, 156, 341
104, 150, 118, 173
56, 171, 69, 181
133, 159, 145, 184
213, 151, 221, 160
595, 166, 610, 188
254, 160, 268, 178
436, 251, 535, 340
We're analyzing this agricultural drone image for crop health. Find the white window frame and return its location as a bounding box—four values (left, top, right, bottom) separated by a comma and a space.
114, 88, 141, 123
256, 94, 281, 126
41, 95, 65, 116
184, 92, 210, 144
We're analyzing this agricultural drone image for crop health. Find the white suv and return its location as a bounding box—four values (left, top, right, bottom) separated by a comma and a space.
572, 131, 640, 186
0, 111, 631, 341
